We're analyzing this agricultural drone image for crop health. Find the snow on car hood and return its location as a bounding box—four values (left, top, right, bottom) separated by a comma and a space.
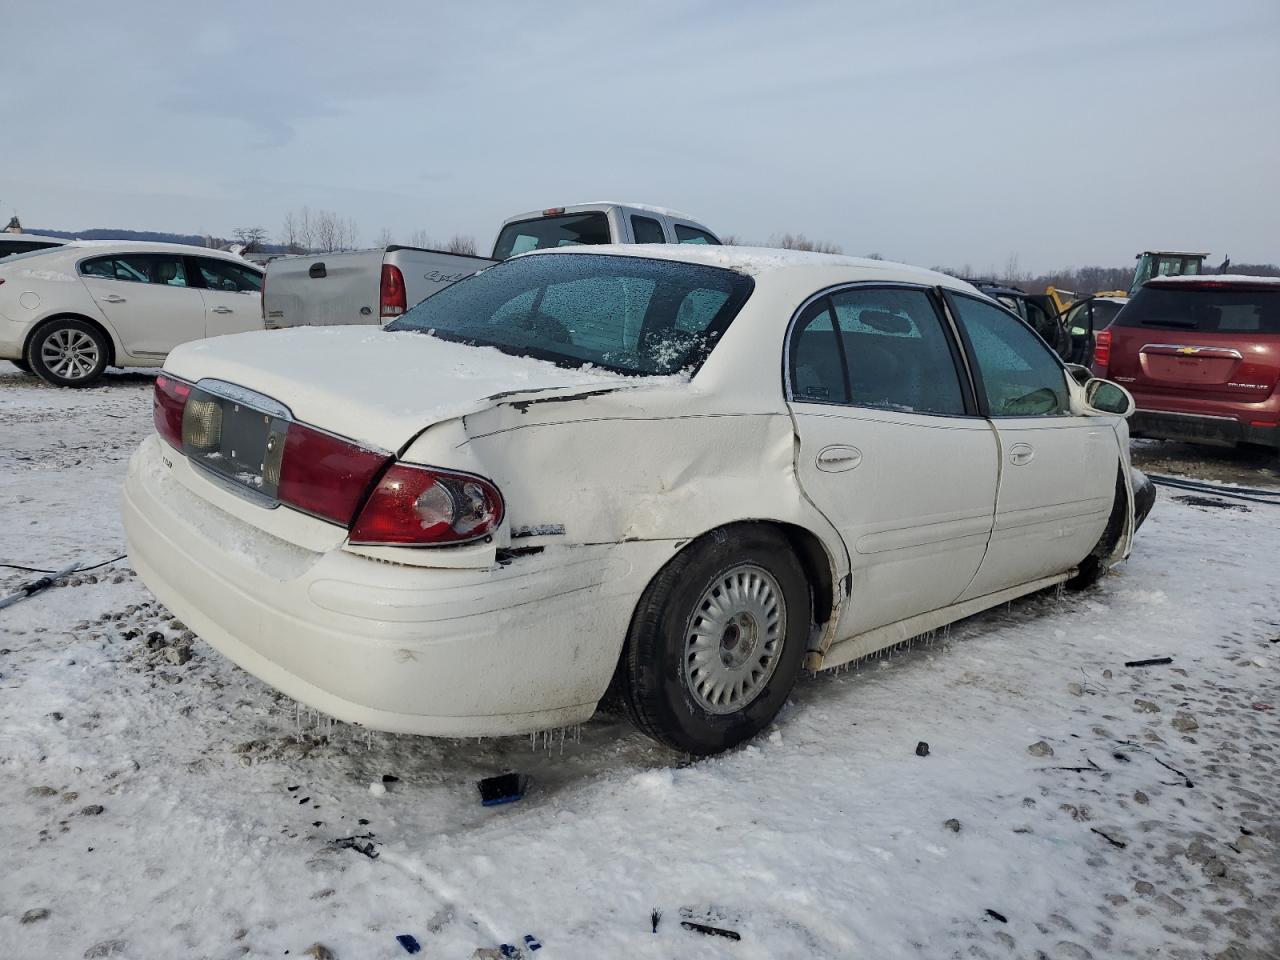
162, 326, 633, 451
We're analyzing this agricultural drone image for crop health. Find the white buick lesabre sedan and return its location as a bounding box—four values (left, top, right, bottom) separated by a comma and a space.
122, 246, 1145, 755
0, 241, 263, 386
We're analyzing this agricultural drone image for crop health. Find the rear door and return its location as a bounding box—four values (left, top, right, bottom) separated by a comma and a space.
78, 252, 206, 358
788, 284, 998, 636
945, 292, 1115, 598
1106, 281, 1280, 404
191, 256, 264, 337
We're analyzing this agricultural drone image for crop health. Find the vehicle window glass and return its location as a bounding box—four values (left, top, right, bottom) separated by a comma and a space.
492, 213, 611, 260
1116, 285, 1280, 334
93, 253, 189, 286
788, 299, 848, 404
388, 252, 753, 377
0, 240, 60, 259
79, 256, 118, 278
198, 257, 262, 292
827, 288, 966, 415
631, 215, 665, 244
951, 294, 1070, 416
673, 225, 719, 245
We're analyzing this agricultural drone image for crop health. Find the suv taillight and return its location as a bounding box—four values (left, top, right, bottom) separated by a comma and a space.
154, 375, 192, 449
350, 464, 504, 545
1092, 328, 1112, 373
380, 264, 406, 319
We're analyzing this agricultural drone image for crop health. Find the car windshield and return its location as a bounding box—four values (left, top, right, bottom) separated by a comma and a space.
0, 246, 66, 265
1117, 285, 1280, 334
492, 213, 611, 260
386, 252, 753, 376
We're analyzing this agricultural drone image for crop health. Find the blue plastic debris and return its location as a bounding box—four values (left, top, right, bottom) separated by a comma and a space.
396, 934, 421, 954
477, 772, 530, 806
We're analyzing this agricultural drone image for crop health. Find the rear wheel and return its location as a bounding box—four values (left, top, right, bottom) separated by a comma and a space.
619, 525, 811, 755
27, 319, 109, 387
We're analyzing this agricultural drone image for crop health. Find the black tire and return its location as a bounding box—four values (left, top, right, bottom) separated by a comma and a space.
1066, 472, 1127, 590
26, 318, 109, 387
9, 358, 32, 374
618, 524, 811, 755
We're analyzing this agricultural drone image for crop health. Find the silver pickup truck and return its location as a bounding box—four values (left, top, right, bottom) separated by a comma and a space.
263, 201, 721, 329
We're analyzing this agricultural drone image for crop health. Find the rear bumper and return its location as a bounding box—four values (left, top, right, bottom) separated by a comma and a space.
1129, 409, 1280, 449
122, 435, 672, 736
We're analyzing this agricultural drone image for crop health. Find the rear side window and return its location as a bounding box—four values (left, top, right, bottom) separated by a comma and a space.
829, 288, 966, 415
1117, 285, 1280, 334
950, 294, 1069, 416
674, 225, 719, 245
197, 257, 263, 292
789, 300, 848, 404
631, 215, 665, 244
492, 213, 611, 260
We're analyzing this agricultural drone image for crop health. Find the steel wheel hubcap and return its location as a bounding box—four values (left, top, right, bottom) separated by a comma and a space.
41, 329, 100, 380
683, 563, 785, 715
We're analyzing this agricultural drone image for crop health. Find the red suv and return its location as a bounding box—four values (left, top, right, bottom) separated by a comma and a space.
1093, 276, 1280, 450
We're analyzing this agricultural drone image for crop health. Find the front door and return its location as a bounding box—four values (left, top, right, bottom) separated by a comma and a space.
192, 256, 264, 337
78, 252, 205, 359
945, 292, 1117, 599
787, 285, 999, 636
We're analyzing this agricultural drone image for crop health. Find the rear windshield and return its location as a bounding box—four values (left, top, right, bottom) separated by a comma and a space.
492, 213, 610, 260
1117, 285, 1280, 334
386, 252, 753, 376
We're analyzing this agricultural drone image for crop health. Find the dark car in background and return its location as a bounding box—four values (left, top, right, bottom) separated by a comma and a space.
1094, 276, 1280, 451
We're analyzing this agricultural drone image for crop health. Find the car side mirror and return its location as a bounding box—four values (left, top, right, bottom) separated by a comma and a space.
1084, 378, 1135, 417
1065, 363, 1092, 386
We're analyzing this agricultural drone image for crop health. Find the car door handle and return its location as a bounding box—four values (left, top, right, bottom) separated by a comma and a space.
1009, 442, 1035, 466
816, 445, 862, 472
100, 294, 127, 304
211, 306, 233, 314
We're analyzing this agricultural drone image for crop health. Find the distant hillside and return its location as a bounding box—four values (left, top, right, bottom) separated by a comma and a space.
28, 227, 290, 254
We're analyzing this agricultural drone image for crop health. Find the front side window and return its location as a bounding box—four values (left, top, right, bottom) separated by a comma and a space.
198, 258, 263, 292
80, 253, 189, 286
950, 294, 1070, 416
491, 213, 611, 260
387, 252, 753, 376
674, 224, 719, 245
631, 215, 665, 244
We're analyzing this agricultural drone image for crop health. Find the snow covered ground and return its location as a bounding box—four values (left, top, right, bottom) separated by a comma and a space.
1, 366, 1278, 960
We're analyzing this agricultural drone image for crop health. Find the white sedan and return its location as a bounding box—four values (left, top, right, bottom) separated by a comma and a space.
122, 246, 1145, 755
0, 241, 263, 386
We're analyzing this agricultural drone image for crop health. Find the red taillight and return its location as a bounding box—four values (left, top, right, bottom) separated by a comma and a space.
350, 464, 504, 546
153, 374, 191, 449
276, 423, 390, 526
1092, 328, 1112, 371
380, 264, 406, 319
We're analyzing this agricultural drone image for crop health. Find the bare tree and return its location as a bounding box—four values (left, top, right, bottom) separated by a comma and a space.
775, 233, 842, 255
376, 227, 393, 248
233, 226, 268, 253
407, 229, 432, 249
445, 235, 477, 256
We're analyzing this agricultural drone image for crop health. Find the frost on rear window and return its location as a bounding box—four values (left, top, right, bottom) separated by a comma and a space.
386, 253, 752, 376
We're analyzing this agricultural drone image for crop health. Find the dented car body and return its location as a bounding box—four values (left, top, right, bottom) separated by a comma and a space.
122, 246, 1146, 754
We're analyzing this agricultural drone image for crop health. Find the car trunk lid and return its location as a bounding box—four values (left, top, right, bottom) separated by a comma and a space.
162, 326, 629, 455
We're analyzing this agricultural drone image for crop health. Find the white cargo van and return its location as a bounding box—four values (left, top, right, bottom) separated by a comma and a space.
263, 202, 720, 329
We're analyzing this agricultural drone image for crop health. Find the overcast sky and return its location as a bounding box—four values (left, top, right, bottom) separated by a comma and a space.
3, 1, 1277, 271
